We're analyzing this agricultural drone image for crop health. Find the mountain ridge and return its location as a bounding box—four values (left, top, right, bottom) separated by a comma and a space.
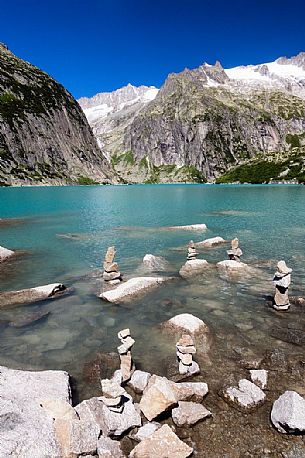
78, 52, 305, 183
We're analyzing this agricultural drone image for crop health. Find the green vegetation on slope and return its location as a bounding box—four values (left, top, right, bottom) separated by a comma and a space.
216, 148, 305, 184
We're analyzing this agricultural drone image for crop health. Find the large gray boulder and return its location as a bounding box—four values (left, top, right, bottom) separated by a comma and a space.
100, 277, 171, 303
0, 245, 14, 262
0, 365, 71, 457
271, 391, 305, 434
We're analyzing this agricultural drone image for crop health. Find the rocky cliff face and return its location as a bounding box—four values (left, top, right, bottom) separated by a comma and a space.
0, 44, 114, 185
80, 53, 305, 183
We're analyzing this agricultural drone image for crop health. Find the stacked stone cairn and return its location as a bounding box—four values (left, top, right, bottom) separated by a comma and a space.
176, 334, 200, 375
227, 238, 243, 261
187, 240, 198, 260
103, 246, 122, 285
272, 260, 292, 311
100, 378, 126, 413
117, 328, 135, 382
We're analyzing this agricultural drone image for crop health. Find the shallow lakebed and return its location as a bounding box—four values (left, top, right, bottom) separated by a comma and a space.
1, 184, 305, 456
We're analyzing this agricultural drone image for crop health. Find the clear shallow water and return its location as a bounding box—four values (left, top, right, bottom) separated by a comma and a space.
1, 184, 305, 401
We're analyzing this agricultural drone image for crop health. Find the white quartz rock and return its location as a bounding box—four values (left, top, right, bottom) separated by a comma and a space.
163, 313, 208, 334
0, 245, 14, 262
224, 379, 266, 410
128, 370, 151, 394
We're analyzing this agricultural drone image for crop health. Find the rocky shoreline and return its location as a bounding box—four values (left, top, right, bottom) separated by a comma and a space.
1, 232, 305, 456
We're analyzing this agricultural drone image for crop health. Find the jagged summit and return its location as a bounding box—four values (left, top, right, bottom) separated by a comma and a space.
78, 84, 158, 123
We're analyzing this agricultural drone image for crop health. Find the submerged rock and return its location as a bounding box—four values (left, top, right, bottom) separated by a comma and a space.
100, 277, 171, 303
179, 259, 209, 278
271, 391, 305, 434
0, 245, 14, 262
172, 401, 212, 427
223, 379, 266, 411
0, 365, 71, 457
166, 223, 207, 231
0, 283, 67, 308
129, 424, 193, 458
195, 236, 227, 247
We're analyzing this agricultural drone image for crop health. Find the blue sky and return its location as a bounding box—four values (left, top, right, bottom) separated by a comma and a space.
1, 0, 305, 98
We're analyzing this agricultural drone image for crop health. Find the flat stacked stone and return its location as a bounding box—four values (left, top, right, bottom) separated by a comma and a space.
100, 379, 126, 413
227, 238, 243, 261
117, 328, 135, 382
187, 240, 198, 261
103, 246, 122, 285
272, 260, 292, 311
176, 334, 199, 376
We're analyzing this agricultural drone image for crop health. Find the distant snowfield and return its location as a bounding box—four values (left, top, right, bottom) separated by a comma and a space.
225, 61, 305, 82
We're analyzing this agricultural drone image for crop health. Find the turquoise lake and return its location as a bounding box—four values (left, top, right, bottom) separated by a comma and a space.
0, 184, 305, 401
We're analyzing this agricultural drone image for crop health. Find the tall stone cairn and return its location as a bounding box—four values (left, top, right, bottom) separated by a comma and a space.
103, 246, 122, 285
117, 328, 135, 382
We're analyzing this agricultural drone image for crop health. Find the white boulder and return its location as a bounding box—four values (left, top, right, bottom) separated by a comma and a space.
100, 277, 171, 303
271, 391, 305, 434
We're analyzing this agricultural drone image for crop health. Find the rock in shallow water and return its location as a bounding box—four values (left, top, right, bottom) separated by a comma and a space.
217, 260, 249, 272
129, 424, 193, 458
271, 391, 305, 434
0, 283, 67, 308
100, 277, 172, 303
0, 245, 14, 262
142, 254, 169, 271
195, 236, 227, 247
223, 379, 266, 411
162, 313, 208, 335
179, 259, 209, 278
